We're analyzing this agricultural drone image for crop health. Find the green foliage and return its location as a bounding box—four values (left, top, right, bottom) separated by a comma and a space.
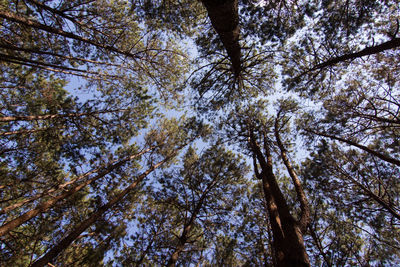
112, 144, 249, 265
1, 0, 400, 266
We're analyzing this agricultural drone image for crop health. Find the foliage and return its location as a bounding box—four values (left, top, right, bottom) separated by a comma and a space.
1, 0, 399, 266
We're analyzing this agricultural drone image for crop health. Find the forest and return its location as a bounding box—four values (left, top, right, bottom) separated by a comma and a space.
0, 0, 399, 266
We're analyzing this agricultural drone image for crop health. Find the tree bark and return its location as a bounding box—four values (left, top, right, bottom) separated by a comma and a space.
166, 237, 187, 267
29, 158, 169, 267
201, 0, 241, 77
0, 147, 152, 237
275, 115, 310, 232
313, 38, 400, 70
249, 130, 310, 266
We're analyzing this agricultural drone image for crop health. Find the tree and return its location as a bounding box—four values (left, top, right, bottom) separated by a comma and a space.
201, 0, 241, 78
0, 0, 191, 262
218, 100, 311, 266
302, 141, 400, 265
1, 0, 400, 265
111, 144, 248, 266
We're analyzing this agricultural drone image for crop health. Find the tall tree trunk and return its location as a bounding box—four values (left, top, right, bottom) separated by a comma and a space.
275, 115, 310, 232
0, 147, 152, 237
29, 158, 169, 267
250, 131, 310, 266
201, 0, 241, 77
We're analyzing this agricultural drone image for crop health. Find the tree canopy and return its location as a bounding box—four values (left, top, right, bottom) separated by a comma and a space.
1, 0, 399, 266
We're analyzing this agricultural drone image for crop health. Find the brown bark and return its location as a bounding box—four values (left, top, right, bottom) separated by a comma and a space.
29, 158, 168, 267
250, 132, 294, 224
308, 129, 400, 166
167, 241, 186, 267
201, 0, 241, 77
275, 115, 310, 232
254, 158, 286, 266
313, 38, 400, 71
0, 148, 152, 237
0, 146, 149, 215
250, 130, 310, 266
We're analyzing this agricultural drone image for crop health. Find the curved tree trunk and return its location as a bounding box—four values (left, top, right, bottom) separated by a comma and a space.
201, 0, 241, 77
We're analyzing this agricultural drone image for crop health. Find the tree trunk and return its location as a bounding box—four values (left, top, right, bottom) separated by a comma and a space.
0, 147, 152, 237
250, 131, 310, 266
30, 158, 169, 267
166, 241, 187, 267
275, 116, 310, 232
201, 0, 241, 77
